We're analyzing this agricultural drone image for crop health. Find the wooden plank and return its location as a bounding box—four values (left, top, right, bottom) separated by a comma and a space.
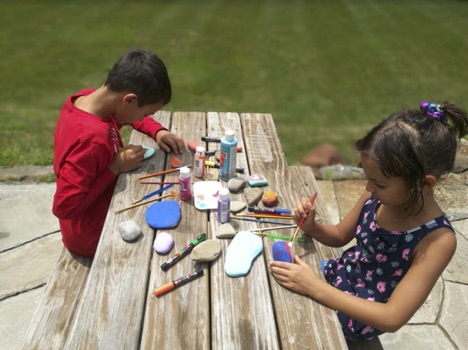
207, 112, 280, 350
63, 112, 172, 349
240, 113, 348, 349
141, 112, 210, 349
22, 247, 92, 350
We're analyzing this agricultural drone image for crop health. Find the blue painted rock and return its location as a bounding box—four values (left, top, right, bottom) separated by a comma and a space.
272, 241, 293, 263
146, 201, 181, 229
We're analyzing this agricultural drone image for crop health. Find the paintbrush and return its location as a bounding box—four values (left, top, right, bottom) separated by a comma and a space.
133, 184, 174, 204
238, 213, 293, 220
230, 216, 293, 226
138, 166, 191, 180
114, 191, 176, 214
256, 232, 306, 242
289, 192, 318, 248
247, 225, 297, 232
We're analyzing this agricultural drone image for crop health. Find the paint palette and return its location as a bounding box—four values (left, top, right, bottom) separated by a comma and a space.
193, 181, 223, 210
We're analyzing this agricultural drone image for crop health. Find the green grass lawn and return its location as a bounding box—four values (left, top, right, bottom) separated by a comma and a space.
1, 0, 468, 167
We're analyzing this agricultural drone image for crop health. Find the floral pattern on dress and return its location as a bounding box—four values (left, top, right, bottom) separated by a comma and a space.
323, 196, 454, 340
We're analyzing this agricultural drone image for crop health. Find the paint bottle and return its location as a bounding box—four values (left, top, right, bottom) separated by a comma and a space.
220, 129, 238, 182
217, 188, 231, 223
179, 166, 192, 201
194, 146, 206, 178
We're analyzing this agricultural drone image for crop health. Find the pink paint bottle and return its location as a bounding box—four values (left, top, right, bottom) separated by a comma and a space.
179, 166, 192, 201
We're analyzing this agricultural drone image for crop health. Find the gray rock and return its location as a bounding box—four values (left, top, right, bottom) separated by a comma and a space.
227, 177, 247, 193
118, 220, 142, 242
244, 187, 264, 206
454, 139, 468, 173
230, 201, 246, 213
216, 223, 237, 239
191, 240, 222, 262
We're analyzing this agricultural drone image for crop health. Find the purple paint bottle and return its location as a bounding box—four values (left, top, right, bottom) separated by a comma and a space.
217, 188, 230, 223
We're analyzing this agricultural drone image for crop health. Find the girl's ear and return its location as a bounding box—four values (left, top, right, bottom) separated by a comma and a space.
422, 175, 437, 190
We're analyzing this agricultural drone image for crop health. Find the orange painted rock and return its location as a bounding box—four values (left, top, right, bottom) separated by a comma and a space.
171, 157, 184, 168
262, 190, 278, 207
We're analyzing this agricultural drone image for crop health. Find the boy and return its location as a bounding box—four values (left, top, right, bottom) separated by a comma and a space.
52, 49, 184, 257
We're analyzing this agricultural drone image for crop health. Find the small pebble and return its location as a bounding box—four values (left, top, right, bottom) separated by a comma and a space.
244, 187, 264, 206
228, 177, 247, 193
153, 231, 174, 254
119, 220, 143, 242
230, 201, 246, 213
191, 240, 222, 262
216, 223, 237, 239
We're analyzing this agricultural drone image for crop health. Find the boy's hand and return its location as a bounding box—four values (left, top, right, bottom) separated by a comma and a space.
109, 145, 144, 175
155, 130, 185, 154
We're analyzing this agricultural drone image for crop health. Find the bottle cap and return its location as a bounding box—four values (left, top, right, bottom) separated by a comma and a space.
219, 187, 230, 200
180, 166, 191, 178
195, 146, 205, 155
224, 129, 235, 142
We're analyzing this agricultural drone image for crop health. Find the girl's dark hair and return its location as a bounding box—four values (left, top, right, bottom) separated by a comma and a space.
104, 49, 172, 107
356, 102, 468, 213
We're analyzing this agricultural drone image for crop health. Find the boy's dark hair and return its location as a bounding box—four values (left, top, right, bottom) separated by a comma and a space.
356, 102, 468, 213
105, 49, 172, 107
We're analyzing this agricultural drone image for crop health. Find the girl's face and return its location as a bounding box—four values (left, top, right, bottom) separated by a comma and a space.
360, 153, 409, 207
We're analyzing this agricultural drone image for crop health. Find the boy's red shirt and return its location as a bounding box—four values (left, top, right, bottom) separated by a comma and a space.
53, 89, 166, 257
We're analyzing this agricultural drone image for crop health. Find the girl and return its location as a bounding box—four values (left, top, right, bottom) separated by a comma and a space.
269, 102, 468, 340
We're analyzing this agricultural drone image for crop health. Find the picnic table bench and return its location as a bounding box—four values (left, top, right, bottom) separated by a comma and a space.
24, 111, 382, 349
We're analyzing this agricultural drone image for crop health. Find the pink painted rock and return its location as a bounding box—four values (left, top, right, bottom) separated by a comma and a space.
153, 232, 174, 254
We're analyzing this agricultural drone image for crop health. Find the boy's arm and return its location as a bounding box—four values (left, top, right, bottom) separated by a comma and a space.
129, 116, 185, 153
53, 140, 117, 220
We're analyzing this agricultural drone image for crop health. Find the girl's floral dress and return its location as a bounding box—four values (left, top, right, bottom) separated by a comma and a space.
323, 196, 453, 340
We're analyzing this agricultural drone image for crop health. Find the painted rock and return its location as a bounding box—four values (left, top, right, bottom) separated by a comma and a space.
153, 231, 174, 254
119, 220, 143, 242
272, 241, 293, 263
262, 190, 278, 207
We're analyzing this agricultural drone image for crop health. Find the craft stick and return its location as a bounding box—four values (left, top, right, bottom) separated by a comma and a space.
114, 192, 175, 214
138, 166, 191, 180
247, 225, 297, 232
230, 216, 293, 226
140, 181, 180, 185
290, 192, 318, 246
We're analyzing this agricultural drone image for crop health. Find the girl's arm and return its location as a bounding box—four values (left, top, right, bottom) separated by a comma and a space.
296, 191, 370, 247
270, 227, 456, 332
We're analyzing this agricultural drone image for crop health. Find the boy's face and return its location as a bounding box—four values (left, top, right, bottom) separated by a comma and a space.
115, 94, 165, 124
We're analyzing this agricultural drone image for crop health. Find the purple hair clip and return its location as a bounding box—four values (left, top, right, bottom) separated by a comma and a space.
420, 101, 446, 123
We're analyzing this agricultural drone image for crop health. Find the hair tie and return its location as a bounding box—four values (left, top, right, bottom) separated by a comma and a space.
419, 101, 446, 123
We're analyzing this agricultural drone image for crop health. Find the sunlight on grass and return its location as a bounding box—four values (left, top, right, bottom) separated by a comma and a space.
1, 0, 467, 167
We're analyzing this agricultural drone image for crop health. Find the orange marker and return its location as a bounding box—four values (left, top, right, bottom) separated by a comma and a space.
154, 268, 204, 297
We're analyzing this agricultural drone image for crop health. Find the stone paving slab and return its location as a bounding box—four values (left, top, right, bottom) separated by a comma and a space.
378, 325, 456, 350
0, 287, 44, 350
0, 233, 62, 299
440, 281, 468, 349
0, 183, 59, 251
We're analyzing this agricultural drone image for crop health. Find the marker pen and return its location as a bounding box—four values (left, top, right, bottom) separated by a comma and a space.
248, 206, 292, 215
154, 268, 204, 297
160, 233, 207, 271
201, 136, 221, 143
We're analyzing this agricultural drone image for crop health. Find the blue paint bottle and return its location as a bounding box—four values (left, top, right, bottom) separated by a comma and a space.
220, 129, 238, 182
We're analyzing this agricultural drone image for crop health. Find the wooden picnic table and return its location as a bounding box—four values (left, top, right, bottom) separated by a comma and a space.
60, 111, 348, 349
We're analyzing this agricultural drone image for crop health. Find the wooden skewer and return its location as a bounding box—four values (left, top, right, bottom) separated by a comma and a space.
289, 192, 318, 246
114, 192, 176, 214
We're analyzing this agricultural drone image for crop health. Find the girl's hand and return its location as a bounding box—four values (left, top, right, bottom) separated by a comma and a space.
109, 145, 144, 175
155, 130, 185, 154
292, 198, 317, 233
269, 255, 321, 296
